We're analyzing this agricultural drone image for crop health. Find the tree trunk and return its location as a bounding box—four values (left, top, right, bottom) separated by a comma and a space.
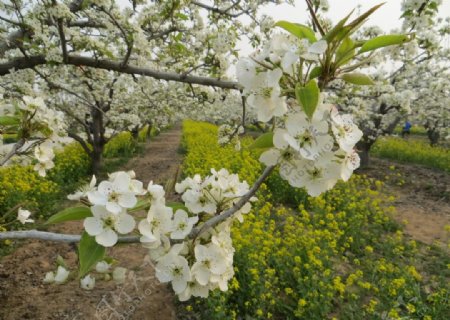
90, 107, 106, 176
427, 128, 440, 146
131, 125, 139, 140
91, 147, 103, 176
357, 140, 373, 168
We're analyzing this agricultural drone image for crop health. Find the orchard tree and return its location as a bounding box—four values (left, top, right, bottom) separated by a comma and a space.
0, 0, 286, 173
407, 60, 450, 145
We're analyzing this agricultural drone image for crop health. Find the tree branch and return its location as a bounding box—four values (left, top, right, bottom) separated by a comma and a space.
0, 230, 140, 243
68, 131, 92, 156
0, 55, 241, 90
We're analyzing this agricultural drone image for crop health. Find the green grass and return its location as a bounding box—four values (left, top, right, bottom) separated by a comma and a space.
371, 137, 450, 172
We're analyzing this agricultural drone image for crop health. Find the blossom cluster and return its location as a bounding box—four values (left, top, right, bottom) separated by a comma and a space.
147, 169, 254, 300
0, 96, 67, 176
69, 168, 254, 299
236, 33, 362, 196
218, 123, 244, 150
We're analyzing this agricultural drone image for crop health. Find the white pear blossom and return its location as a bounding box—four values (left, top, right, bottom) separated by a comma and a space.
68, 175, 97, 201
83, 205, 135, 247
247, 69, 287, 122
138, 204, 173, 248
53, 266, 70, 284
300, 39, 328, 61
155, 244, 191, 294
190, 244, 227, 286
147, 181, 165, 204
95, 261, 111, 273
340, 150, 361, 182
33, 160, 55, 177
80, 274, 96, 290
170, 210, 199, 240
331, 109, 363, 152
87, 171, 139, 214
17, 208, 34, 224
178, 280, 210, 301
43, 271, 55, 284
287, 153, 341, 196
284, 111, 334, 160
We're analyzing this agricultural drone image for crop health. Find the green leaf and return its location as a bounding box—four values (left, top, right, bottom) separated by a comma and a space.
46, 206, 92, 225
0, 116, 19, 126
324, 10, 354, 43
308, 66, 323, 80
248, 132, 274, 149
359, 34, 410, 54
166, 202, 189, 212
344, 3, 385, 37
176, 13, 189, 20
296, 80, 320, 119
335, 37, 355, 66
274, 21, 317, 42
341, 72, 375, 85
78, 231, 105, 278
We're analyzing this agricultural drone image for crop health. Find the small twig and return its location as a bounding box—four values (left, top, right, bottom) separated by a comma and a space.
188, 165, 275, 239
0, 138, 25, 166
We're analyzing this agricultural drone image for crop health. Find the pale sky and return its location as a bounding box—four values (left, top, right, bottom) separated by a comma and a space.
258, 0, 449, 31
237, 0, 450, 54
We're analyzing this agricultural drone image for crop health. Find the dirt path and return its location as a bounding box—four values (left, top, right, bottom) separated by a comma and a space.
363, 158, 450, 246
0, 127, 183, 320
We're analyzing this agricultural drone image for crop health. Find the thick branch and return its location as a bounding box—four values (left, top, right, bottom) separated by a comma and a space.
0, 230, 140, 243
0, 55, 241, 90
189, 165, 275, 239
68, 131, 92, 156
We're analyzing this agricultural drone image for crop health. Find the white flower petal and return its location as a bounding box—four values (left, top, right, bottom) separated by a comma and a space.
118, 193, 137, 208
115, 213, 136, 234
259, 148, 280, 166
83, 217, 103, 236
96, 229, 118, 247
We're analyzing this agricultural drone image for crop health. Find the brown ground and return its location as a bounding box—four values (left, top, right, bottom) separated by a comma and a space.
0, 127, 183, 320
362, 158, 450, 246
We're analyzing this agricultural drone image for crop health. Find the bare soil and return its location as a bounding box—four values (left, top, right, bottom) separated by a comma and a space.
0, 127, 183, 320
362, 157, 450, 246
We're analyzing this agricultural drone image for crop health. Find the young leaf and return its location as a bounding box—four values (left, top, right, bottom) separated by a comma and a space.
78, 231, 105, 278
309, 66, 323, 80
341, 72, 375, 85
359, 34, 410, 54
274, 21, 317, 42
248, 132, 274, 149
296, 80, 320, 119
324, 10, 354, 43
46, 206, 92, 225
335, 37, 355, 66
344, 3, 385, 36
0, 116, 20, 126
